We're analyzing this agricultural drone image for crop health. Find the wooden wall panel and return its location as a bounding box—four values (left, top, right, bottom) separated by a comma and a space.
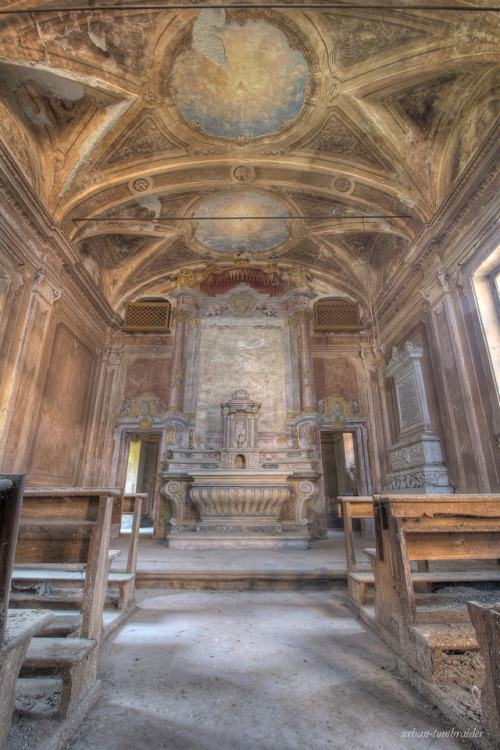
28, 324, 96, 486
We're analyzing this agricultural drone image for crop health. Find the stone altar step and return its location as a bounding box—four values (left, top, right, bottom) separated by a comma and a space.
135, 569, 347, 591
164, 531, 308, 551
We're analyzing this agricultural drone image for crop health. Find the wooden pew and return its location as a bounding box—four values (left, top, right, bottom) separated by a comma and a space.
467, 601, 500, 745
12, 488, 117, 718
12, 487, 136, 612
337, 496, 374, 604
0, 475, 54, 747
366, 494, 500, 684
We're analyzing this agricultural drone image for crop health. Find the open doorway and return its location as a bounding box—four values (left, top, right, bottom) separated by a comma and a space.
320, 431, 360, 528
124, 433, 161, 531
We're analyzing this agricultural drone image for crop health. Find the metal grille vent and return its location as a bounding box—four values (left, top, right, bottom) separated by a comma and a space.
314, 299, 360, 331
122, 301, 170, 332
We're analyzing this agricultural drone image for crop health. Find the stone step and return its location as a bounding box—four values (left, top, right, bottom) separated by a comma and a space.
135, 570, 348, 591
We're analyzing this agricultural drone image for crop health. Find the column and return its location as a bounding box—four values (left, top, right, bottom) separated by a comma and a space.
167, 309, 190, 413
295, 310, 317, 413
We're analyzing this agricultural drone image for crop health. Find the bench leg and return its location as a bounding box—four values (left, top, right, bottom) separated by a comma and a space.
0, 641, 31, 746
117, 579, 135, 610
58, 646, 99, 718
348, 577, 366, 605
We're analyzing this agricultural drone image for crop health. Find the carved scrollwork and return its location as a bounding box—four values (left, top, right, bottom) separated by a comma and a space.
162, 479, 190, 527
295, 479, 318, 526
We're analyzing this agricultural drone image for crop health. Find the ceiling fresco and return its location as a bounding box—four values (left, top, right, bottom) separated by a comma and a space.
193, 192, 290, 253
171, 15, 309, 138
0, 1, 498, 315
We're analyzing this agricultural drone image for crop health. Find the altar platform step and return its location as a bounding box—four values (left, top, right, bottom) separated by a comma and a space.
110, 530, 371, 592
135, 570, 347, 591
164, 531, 309, 551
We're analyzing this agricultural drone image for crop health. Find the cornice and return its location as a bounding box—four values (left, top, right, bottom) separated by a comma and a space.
0, 144, 122, 330
375, 122, 500, 326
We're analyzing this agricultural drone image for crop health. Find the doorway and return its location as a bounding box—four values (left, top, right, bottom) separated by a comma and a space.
320, 431, 360, 528
124, 433, 161, 528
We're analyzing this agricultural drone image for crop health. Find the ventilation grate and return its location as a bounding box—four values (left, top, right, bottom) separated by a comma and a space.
122, 301, 171, 332
314, 299, 360, 331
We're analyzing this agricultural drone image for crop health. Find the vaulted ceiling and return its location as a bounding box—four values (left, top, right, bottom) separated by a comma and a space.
0, 1, 498, 316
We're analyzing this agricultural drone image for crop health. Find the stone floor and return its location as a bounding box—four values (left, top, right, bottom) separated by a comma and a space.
7, 532, 483, 749
111, 529, 372, 579
63, 588, 467, 750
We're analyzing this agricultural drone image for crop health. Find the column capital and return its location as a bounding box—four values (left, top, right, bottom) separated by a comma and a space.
293, 309, 313, 323
172, 309, 192, 322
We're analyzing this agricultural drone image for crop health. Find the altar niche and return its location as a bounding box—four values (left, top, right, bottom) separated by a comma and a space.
221, 390, 260, 470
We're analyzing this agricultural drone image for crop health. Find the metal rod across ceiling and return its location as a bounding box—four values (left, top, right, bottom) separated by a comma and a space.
1, 3, 500, 13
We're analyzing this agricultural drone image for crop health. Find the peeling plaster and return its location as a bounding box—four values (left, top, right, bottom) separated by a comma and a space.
88, 31, 108, 53
0, 58, 112, 95
59, 96, 137, 196
398, 194, 415, 208
136, 194, 162, 218
192, 9, 227, 70
22, 104, 53, 128
0, 62, 85, 100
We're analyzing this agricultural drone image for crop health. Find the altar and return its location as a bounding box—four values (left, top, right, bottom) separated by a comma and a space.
157, 270, 324, 549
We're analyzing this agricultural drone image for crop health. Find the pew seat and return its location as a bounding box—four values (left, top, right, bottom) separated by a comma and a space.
20, 636, 98, 719
11, 568, 136, 611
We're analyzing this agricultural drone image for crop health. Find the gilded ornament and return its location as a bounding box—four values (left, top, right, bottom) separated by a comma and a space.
119, 392, 167, 428
172, 268, 197, 290
229, 294, 257, 317
288, 266, 313, 288
319, 394, 359, 425
172, 309, 191, 322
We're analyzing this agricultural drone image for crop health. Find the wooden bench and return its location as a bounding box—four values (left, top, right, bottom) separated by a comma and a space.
467, 601, 500, 745
366, 494, 500, 684
11, 487, 137, 612
12, 487, 117, 718
0, 475, 55, 746
337, 496, 374, 604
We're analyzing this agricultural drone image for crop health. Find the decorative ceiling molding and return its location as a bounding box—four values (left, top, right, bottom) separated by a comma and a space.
321, 10, 431, 69
298, 108, 392, 171
99, 112, 187, 168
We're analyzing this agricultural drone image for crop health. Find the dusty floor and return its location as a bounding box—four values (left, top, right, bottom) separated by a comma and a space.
7, 532, 492, 749
61, 588, 468, 750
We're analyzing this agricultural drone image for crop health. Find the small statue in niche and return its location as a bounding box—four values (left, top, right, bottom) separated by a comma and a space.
288, 265, 313, 288
235, 454, 246, 469
235, 420, 246, 448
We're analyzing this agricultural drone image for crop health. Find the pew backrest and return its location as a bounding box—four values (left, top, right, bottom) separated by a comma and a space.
372, 494, 500, 627
337, 496, 373, 573
0, 474, 25, 647
15, 488, 122, 641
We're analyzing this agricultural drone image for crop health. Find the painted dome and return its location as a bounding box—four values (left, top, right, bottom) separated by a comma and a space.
194, 192, 290, 252
172, 18, 309, 138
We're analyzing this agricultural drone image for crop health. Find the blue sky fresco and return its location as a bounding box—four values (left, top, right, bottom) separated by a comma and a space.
172, 19, 309, 138
194, 192, 290, 252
